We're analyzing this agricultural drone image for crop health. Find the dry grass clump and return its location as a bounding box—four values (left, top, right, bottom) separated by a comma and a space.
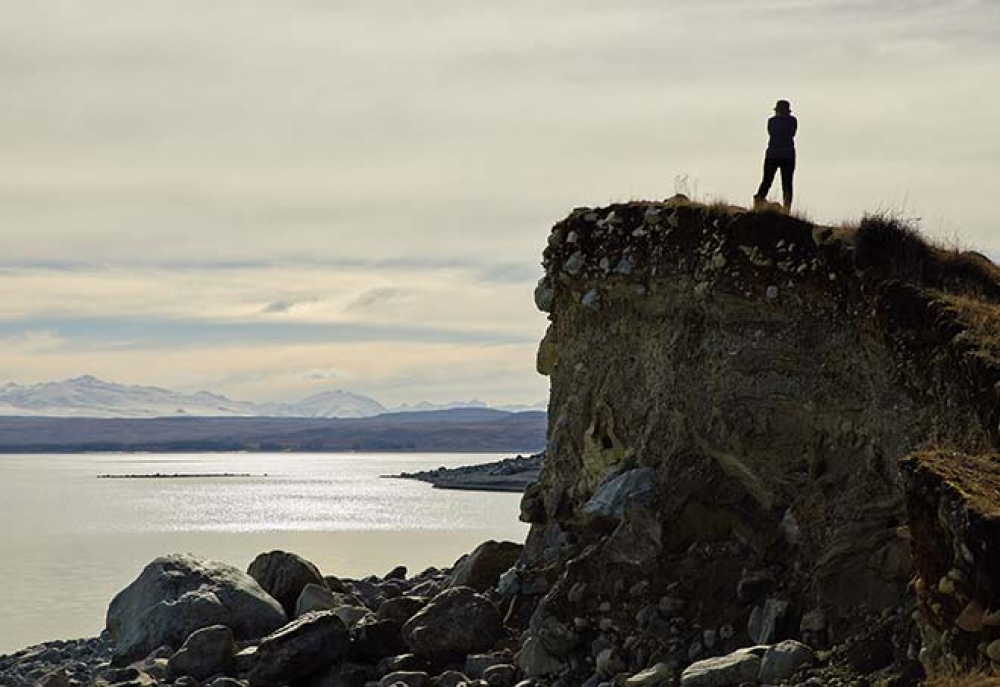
925, 671, 1000, 687
853, 214, 1000, 302
940, 294, 1000, 363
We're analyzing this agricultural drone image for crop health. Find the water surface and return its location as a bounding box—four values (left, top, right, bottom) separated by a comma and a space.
0, 452, 528, 654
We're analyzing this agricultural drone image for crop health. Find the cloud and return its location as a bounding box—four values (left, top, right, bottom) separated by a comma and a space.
346, 287, 409, 312
0, 330, 67, 353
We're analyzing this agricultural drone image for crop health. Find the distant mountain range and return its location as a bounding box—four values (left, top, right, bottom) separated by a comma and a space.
0, 375, 545, 419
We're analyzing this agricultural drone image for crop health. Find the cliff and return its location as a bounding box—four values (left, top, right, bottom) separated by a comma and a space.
517, 197, 1000, 681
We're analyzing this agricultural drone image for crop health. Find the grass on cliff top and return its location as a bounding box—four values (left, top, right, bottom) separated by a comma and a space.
852, 213, 1000, 302
926, 672, 1000, 686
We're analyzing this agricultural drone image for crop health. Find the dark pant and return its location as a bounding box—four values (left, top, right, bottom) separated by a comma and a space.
756, 156, 795, 209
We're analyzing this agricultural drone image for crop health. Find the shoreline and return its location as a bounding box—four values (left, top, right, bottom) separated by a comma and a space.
385, 452, 543, 493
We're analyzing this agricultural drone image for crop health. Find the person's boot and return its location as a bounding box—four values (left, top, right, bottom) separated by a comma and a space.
753, 194, 765, 210
782, 191, 793, 213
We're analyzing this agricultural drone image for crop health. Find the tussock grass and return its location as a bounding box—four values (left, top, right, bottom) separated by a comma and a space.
925, 671, 1000, 687
853, 213, 1000, 303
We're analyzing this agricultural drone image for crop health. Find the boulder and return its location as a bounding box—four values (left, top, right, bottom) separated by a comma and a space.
350, 618, 408, 663
625, 663, 671, 686
296, 583, 340, 617
301, 662, 377, 687
385, 566, 408, 581
247, 551, 328, 617
432, 670, 471, 687
450, 541, 524, 593
483, 663, 517, 687
205, 679, 247, 687
758, 640, 816, 682
679, 652, 761, 687
106, 553, 287, 664
246, 611, 350, 686
379, 671, 431, 687
402, 587, 504, 658
465, 652, 511, 679
580, 468, 656, 523
167, 625, 236, 680
377, 596, 427, 625
334, 605, 372, 629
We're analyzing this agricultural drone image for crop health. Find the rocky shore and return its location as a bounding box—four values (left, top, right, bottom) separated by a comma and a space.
390, 454, 544, 493
0, 544, 874, 687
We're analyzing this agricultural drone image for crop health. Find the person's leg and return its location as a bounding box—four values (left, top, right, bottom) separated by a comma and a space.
780, 157, 796, 211
755, 158, 779, 203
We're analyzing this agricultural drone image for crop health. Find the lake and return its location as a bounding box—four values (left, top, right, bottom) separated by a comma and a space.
0, 452, 529, 655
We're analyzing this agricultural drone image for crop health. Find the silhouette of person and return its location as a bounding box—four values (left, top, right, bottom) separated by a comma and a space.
754, 99, 797, 212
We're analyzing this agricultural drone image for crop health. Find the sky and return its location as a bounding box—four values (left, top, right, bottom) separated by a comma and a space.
2, 0, 998, 405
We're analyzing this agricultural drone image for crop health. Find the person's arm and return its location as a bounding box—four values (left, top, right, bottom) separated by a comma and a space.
791, 117, 798, 138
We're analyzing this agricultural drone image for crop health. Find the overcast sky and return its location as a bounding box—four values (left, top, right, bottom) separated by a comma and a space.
2, 0, 998, 405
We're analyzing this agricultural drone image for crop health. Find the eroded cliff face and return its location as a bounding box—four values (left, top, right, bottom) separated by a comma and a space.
514, 198, 1000, 681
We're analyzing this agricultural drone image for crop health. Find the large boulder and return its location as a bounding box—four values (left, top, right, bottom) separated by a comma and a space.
167, 625, 236, 681
246, 610, 350, 686
106, 554, 287, 664
248, 551, 328, 617
449, 541, 523, 593
402, 587, 504, 659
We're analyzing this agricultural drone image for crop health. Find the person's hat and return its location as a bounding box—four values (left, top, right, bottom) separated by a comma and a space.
774, 99, 792, 113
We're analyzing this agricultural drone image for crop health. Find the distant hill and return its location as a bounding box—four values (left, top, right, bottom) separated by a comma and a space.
0, 409, 547, 453
0, 376, 543, 419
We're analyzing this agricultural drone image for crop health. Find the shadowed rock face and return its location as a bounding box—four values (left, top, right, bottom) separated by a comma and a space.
518, 199, 1000, 677
901, 451, 1000, 671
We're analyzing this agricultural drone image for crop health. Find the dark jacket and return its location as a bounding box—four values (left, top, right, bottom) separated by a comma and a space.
766, 114, 797, 159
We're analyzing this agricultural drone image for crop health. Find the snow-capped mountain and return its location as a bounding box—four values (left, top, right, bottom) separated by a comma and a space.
0, 376, 544, 419
0, 376, 386, 419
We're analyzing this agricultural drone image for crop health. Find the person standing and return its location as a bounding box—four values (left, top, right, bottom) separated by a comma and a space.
754, 99, 797, 212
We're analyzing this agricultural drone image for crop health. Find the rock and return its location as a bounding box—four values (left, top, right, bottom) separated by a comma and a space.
432, 671, 470, 687
625, 663, 671, 686
985, 639, 1000, 663
581, 290, 600, 309
758, 640, 816, 682
36, 668, 73, 687
517, 614, 577, 677
385, 566, 408, 581
580, 468, 656, 523
402, 587, 504, 658
301, 662, 377, 687
519, 483, 545, 524
377, 596, 427, 625
450, 541, 524, 593
534, 280, 555, 312
334, 605, 372, 629
206, 679, 247, 687
679, 652, 761, 687
379, 671, 430, 687
246, 611, 350, 686
350, 618, 408, 663
564, 252, 585, 275
348, 579, 386, 611
956, 598, 986, 632
247, 551, 327, 617
296, 583, 340, 617
106, 553, 287, 664
747, 597, 795, 644
483, 664, 517, 687
465, 652, 511, 679
167, 624, 235, 680
736, 570, 776, 603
